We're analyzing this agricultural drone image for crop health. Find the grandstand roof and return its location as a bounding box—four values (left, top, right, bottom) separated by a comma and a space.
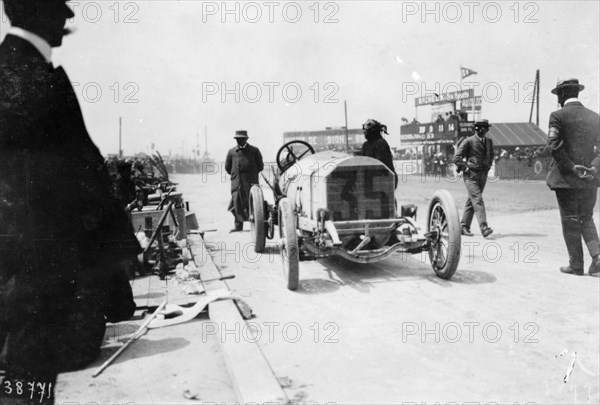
488, 122, 547, 147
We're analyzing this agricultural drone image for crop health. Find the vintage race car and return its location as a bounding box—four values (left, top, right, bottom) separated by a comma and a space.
249, 140, 461, 290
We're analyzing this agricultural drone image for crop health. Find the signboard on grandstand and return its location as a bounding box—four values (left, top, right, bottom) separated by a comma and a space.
415, 89, 474, 107
460, 96, 482, 111
400, 121, 474, 146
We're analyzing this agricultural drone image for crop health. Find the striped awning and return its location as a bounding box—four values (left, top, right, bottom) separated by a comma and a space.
488, 122, 547, 147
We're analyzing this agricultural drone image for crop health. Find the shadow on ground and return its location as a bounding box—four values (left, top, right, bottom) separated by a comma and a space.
88, 337, 191, 370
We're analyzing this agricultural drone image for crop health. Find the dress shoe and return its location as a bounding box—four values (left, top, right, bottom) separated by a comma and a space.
229, 227, 243, 233
560, 266, 584, 276
461, 227, 473, 236
481, 226, 493, 238
589, 257, 600, 276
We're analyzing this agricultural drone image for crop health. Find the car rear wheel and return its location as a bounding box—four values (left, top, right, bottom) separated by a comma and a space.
427, 189, 461, 280
278, 197, 299, 290
249, 185, 267, 253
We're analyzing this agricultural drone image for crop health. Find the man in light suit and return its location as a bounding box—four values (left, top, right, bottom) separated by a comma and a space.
546, 78, 600, 276
452, 119, 495, 238
0, 1, 139, 401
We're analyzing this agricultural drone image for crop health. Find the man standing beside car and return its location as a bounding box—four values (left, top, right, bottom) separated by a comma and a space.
452, 119, 494, 238
225, 130, 264, 232
546, 78, 600, 276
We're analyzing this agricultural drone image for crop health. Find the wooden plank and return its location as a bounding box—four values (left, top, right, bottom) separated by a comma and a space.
56, 317, 236, 404
209, 300, 288, 404
187, 233, 288, 404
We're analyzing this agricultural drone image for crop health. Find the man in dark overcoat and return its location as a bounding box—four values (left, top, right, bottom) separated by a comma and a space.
225, 130, 264, 232
452, 119, 494, 237
546, 78, 600, 276
0, 1, 139, 401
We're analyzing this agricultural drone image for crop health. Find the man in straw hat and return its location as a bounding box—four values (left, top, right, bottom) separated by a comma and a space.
452, 119, 495, 238
546, 78, 600, 276
0, 0, 139, 401
225, 130, 264, 232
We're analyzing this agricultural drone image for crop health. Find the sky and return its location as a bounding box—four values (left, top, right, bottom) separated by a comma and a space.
1, 0, 599, 160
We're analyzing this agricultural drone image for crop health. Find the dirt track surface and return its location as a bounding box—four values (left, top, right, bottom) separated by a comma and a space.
53, 171, 600, 404
181, 171, 600, 405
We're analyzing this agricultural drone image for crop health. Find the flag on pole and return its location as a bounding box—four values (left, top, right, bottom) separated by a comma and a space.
461, 66, 477, 79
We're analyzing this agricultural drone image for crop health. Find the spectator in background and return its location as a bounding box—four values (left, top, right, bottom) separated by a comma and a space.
439, 153, 447, 177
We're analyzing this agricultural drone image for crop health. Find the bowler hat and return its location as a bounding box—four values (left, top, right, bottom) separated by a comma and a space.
474, 119, 492, 128
551, 78, 584, 95
234, 130, 249, 139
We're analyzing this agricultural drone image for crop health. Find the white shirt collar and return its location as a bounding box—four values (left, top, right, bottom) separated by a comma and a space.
8, 27, 53, 63
564, 98, 580, 105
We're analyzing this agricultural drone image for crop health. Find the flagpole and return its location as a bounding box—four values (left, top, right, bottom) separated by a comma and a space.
461, 66, 478, 121
460, 65, 464, 117
472, 81, 476, 122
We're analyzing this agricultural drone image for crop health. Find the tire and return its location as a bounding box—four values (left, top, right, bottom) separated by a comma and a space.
249, 185, 267, 253
278, 198, 299, 290
533, 160, 543, 175
426, 189, 461, 280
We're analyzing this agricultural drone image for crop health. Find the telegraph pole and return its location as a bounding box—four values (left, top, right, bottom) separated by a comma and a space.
204, 126, 208, 154
344, 100, 349, 150
529, 69, 540, 125
536, 70, 540, 126
118, 116, 122, 157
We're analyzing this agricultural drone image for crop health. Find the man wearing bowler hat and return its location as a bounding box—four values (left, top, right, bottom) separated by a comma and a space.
453, 119, 495, 237
546, 78, 600, 276
225, 130, 264, 232
0, 0, 139, 401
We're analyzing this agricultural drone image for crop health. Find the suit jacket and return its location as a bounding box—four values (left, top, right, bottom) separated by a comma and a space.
545, 101, 600, 189
453, 135, 494, 173
225, 143, 264, 193
0, 35, 137, 323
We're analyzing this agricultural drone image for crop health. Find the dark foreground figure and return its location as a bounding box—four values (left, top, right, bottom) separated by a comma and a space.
361, 119, 398, 189
546, 78, 600, 276
0, 1, 139, 402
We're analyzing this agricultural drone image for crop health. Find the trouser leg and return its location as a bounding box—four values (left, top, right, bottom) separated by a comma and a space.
579, 188, 600, 258
556, 189, 584, 269
474, 173, 489, 228
461, 190, 474, 229
228, 195, 243, 230
463, 174, 487, 229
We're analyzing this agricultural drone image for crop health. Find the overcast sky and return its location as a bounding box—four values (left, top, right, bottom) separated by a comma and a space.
1, 1, 599, 160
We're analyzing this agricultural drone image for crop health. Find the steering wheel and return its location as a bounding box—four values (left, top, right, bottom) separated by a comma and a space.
276, 140, 315, 172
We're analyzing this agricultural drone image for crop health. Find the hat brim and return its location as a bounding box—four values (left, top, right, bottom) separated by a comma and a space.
474, 123, 492, 128
551, 84, 585, 95
234, 135, 249, 139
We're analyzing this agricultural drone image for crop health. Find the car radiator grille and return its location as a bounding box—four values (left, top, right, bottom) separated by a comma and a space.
326, 165, 395, 221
